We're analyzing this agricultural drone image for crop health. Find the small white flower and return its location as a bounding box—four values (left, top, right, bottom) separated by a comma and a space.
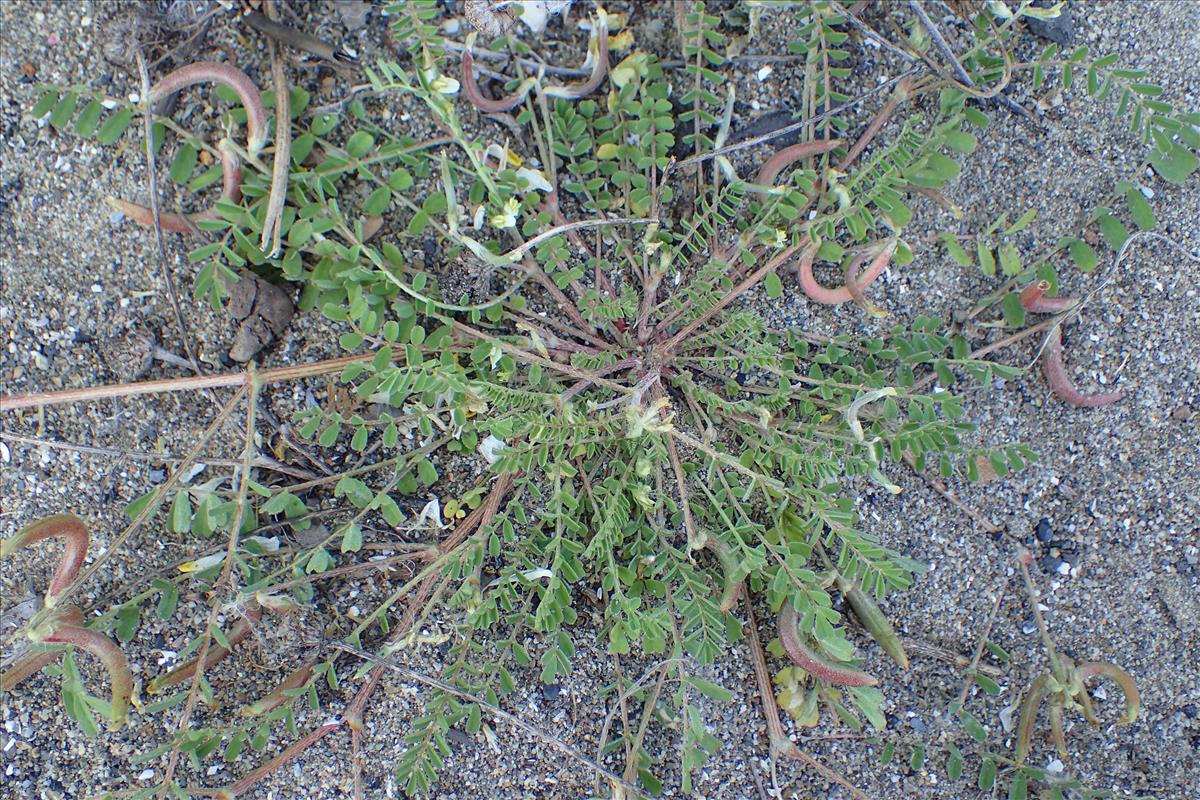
415, 498, 445, 529
490, 197, 521, 229
431, 75, 460, 95
515, 166, 553, 193
178, 552, 225, 573
244, 535, 281, 552
768, 229, 787, 248
478, 434, 506, 465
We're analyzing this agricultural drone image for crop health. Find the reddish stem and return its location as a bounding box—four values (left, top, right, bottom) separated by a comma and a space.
798, 239, 893, 306
146, 606, 261, 693
43, 623, 134, 729
836, 77, 911, 172
756, 139, 844, 186
109, 142, 243, 236
243, 659, 316, 716
1040, 327, 1123, 408
1, 514, 89, 605
778, 602, 879, 687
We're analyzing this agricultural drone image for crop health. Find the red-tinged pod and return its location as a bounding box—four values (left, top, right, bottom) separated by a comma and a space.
777, 602, 879, 687
1015, 672, 1051, 765
42, 624, 134, 729
0, 606, 85, 691
149, 61, 269, 155
756, 139, 844, 187
462, 49, 533, 113
844, 240, 896, 316
544, 15, 609, 99
837, 579, 909, 670
798, 239, 893, 306
1019, 280, 1076, 313
1, 514, 89, 605
110, 141, 243, 236
147, 607, 260, 694
243, 659, 315, 716
1041, 327, 1124, 408
1075, 661, 1140, 725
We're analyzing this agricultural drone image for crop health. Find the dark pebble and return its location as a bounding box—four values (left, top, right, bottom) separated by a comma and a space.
1026, 4, 1074, 46
541, 682, 562, 702
1181, 704, 1198, 719
1039, 554, 1061, 574
1034, 518, 1053, 543
909, 715, 928, 734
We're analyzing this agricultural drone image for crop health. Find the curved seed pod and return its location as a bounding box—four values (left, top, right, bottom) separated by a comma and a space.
0, 605, 85, 691
1075, 661, 1140, 725
1048, 702, 1069, 758
543, 14, 609, 99
40, 624, 134, 729
798, 238, 893, 305
113, 61, 265, 236
843, 241, 892, 317
1019, 280, 1075, 313
755, 139, 844, 187
1015, 672, 1052, 765
1041, 327, 1124, 408
701, 534, 740, 613
242, 658, 315, 716
147, 606, 261, 693
836, 578, 909, 670
149, 62, 268, 155
461, 48, 537, 113
778, 602, 879, 687
1, 514, 89, 605
109, 139, 243, 235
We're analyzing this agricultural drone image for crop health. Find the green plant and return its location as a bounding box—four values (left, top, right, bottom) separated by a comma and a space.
7, 1, 1196, 798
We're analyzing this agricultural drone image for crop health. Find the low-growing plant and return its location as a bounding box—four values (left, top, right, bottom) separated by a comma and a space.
5, 1, 1197, 798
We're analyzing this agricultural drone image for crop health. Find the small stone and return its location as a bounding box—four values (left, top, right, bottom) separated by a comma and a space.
1025, 5, 1074, 46
541, 683, 562, 702
1034, 518, 1053, 543
18, 62, 36, 78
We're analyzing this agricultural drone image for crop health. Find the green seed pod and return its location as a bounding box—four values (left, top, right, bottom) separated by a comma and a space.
837, 578, 909, 670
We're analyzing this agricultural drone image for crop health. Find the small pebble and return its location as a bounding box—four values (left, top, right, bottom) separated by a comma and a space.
541, 683, 562, 702
1034, 518, 1053, 543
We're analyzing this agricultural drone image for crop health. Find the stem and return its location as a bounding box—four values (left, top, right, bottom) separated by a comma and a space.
1075, 661, 1140, 724
2, 353, 363, 411
659, 242, 802, 353
147, 609, 260, 694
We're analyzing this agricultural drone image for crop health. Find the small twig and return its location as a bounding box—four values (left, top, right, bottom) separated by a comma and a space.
258, 0, 291, 255
954, 581, 1007, 709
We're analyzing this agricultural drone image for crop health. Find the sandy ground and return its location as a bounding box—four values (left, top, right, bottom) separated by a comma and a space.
1, 1, 1198, 799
